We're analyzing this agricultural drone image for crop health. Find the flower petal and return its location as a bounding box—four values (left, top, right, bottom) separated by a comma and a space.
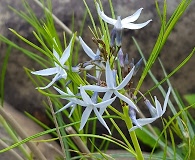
37, 73, 60, 89
81, 85, 109, 92
129, 117, 157, 132
129, 107, 142, 130
114, 91, 139, 112
60, 36, 73, 64
94, 107, 111, 134
53, 86, 68, 96
162, 87, 171, 114
31, 67, 57, 76
79, 107, 92, 130
80, 86, 92, 104
99, 91, 114, 115
99, 105, 108, 116
96, 3, 117, 25
131, 118, 142, 129
105, 61, 115, 88
57, 68, 67, 80
79, 36, 96, 59
116, 66, 135, 90
94, 96, 116, 108
55, 101, 74, 114
122, 8, 143, 24
155, 97, 162, 117
66, 87, 74, 96
144, 99, 157, 117
69, 104, 77, 117
136, 117, 157, 125
68, 98, 87, 107
54, 86, 85, 106
53, 48, 60, 61
122, 20, 152, 30
102, 91, 113, 101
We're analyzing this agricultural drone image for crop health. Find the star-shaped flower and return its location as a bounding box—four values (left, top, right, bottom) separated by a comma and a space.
54, 86, 80, 117
78, 87, 116, 134
54, 86, 116, 134
31, 36, 73, 89
129, 87, 171, 132
96, 3, 152, 46
96, 3, 152, 30
82, 61, 138, 113
75, 86, 116, 134
79, 36, 101, 61
79, 36, 105, 76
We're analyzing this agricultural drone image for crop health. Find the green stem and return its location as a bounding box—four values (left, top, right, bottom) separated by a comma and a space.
123, 105, 144, 160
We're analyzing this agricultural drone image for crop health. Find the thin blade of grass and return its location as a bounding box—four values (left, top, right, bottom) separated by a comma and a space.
0, 46, 12, 105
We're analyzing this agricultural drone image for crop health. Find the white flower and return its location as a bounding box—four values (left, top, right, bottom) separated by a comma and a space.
96, 3, 152, 30
82, 61, 138, 113
76, 87, 116, 134
129, 115, 158, 132
31, 36, 73, 89
79, 36, 105, 76
54, 86, 79, 117
96, 3, 152, 46
79, 36, 101, 61
54, 86, 116, 134
129, 87, 171, 132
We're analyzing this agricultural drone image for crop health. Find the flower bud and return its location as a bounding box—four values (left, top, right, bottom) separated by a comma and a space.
117, 48, 124, 67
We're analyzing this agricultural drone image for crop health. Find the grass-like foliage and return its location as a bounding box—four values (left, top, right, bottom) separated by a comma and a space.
0, 0, 195, 159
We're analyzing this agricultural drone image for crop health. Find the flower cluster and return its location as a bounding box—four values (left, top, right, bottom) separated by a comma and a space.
31, 3, 171, 134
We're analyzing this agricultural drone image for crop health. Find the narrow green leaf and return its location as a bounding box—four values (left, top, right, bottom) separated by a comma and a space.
83, 0, 98, 37
0, 46, 12, 105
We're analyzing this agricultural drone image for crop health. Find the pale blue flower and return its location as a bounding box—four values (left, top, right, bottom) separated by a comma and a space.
79, 36, 105, 76
129, 116, 159, 132
129, 87, 171, 132
73, 86, 116, 134
54, 86, 79, 117
79, 36, 101, 61
96, 3, 152, 30
54, 85, 116, 134
96, 3, 152, 46
31, 36, 73, 89
82, 61, 138, 112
